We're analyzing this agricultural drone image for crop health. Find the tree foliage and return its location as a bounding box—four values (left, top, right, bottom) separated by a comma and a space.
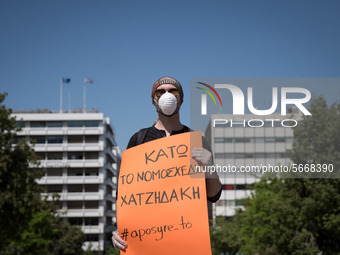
210, 96, 340, 254
210, 213, 242, 254
0, 93, 86, 255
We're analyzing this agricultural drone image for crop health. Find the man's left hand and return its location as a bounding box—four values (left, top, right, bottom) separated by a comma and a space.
191, 148, 213, 166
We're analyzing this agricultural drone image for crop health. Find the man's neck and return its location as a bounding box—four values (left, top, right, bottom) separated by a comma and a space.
154, 113, 183, 136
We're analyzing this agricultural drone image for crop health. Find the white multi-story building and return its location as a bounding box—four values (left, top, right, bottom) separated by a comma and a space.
12, 112, 120, 253
204, 111, 300, 219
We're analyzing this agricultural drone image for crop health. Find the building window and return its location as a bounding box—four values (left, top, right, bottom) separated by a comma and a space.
107, 170, 113, 179
47, 136, 63, 144
30, 136, 46, 144
68, 152, 83, 160
265, 137, 275, 143
244, 153, 254, 159
235, 199, 245, 206
106, 217, 113, 225
69, 217, 83, 225
106, 138, 113, 148
16, 121, 26, 128
68, 121, 83, 127
106, 201, 113, 210
47, 152, 63, 160
85, 201, 99, 209
215, 153, 224, 159
267, 153, 276, 158
12, 136, 24, 144
234, 138, 250, 143
254, 137, 265, 143
286, 137, 294, 143
106, 186, 113, 196
258, 153, 265, 158
67, 201, 83, 209
68, 135, 83, 143
68, 184, 83, 193
84, 121, 100, 127
46, 185, 63, 193
30, 121, 46, 128
214, 137, 233, 143
85, 135, 98, 143
236, 184, 246, 190
35, 152, 45, 160
85, 217, 99, 226
47, 121, 63, 128
223, 185, 235, 190
214, 136, 294, 143
214, 137, 224, 143
85, 168, 98, 176
85, 151, 98, 159
68, 168, 83, 176
222, 184, 251, 190
106, 155, 116, 165
86, 234, 99, 242
223, 200, 236, 206
214, 152, 286, 159
85, 184, 98, 192
46, 168, 63, 176
276, 137, 286, 143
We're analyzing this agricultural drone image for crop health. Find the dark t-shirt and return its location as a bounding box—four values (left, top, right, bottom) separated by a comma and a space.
125, 125, 222, 203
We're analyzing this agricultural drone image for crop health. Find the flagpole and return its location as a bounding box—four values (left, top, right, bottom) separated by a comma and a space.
83, 83, 86, 113
68, 89, 71, 113
60, 77, 63, 113
83, 77, 94, 113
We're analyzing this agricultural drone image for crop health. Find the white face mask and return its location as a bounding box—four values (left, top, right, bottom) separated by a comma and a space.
156, 92, 178, 116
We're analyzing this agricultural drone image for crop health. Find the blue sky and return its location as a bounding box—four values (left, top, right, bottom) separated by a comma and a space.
1, 0, 340, 150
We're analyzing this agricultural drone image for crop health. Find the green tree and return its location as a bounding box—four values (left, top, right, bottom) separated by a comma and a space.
50, 217, 86, 255
105, 246, 120, 255
0, 93, 86, 255
210, 96, 340, 254
210, 213, 242, 255
239, 97, 340, 254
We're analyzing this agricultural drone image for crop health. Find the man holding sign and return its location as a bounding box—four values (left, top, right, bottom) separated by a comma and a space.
112, 76, 222, 253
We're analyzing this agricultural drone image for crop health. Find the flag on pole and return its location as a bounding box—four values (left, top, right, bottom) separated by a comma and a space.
62, 78, 71, 83
60, 77, 71, 113
84, 77, 94, 84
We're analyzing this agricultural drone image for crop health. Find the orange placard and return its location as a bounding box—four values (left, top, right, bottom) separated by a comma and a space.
117, 131, 211, 255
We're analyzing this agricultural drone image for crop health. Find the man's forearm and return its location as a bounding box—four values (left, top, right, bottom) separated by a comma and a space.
205, 175, 222, 197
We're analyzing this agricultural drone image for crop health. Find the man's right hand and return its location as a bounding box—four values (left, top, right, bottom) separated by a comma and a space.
112, 230, 128, 251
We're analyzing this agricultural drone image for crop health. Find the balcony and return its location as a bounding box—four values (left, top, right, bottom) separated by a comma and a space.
67, 126, 104, 135
66, 159, 104, 168
104, 147, 116, 162
82, 225, 102, 234
41, 193, 61, 201
105, 162, 117, 174
83, 241, 101, 252
105, 179, 116, 189
105, 194, 115, 202
37, 160, 70, 168
37, 176, 65, 185
66, 143, 103, 151
105, 210, 115, 217
64, 209, 103, 217
67, 175, 104, 184
62, 192, 104, 201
